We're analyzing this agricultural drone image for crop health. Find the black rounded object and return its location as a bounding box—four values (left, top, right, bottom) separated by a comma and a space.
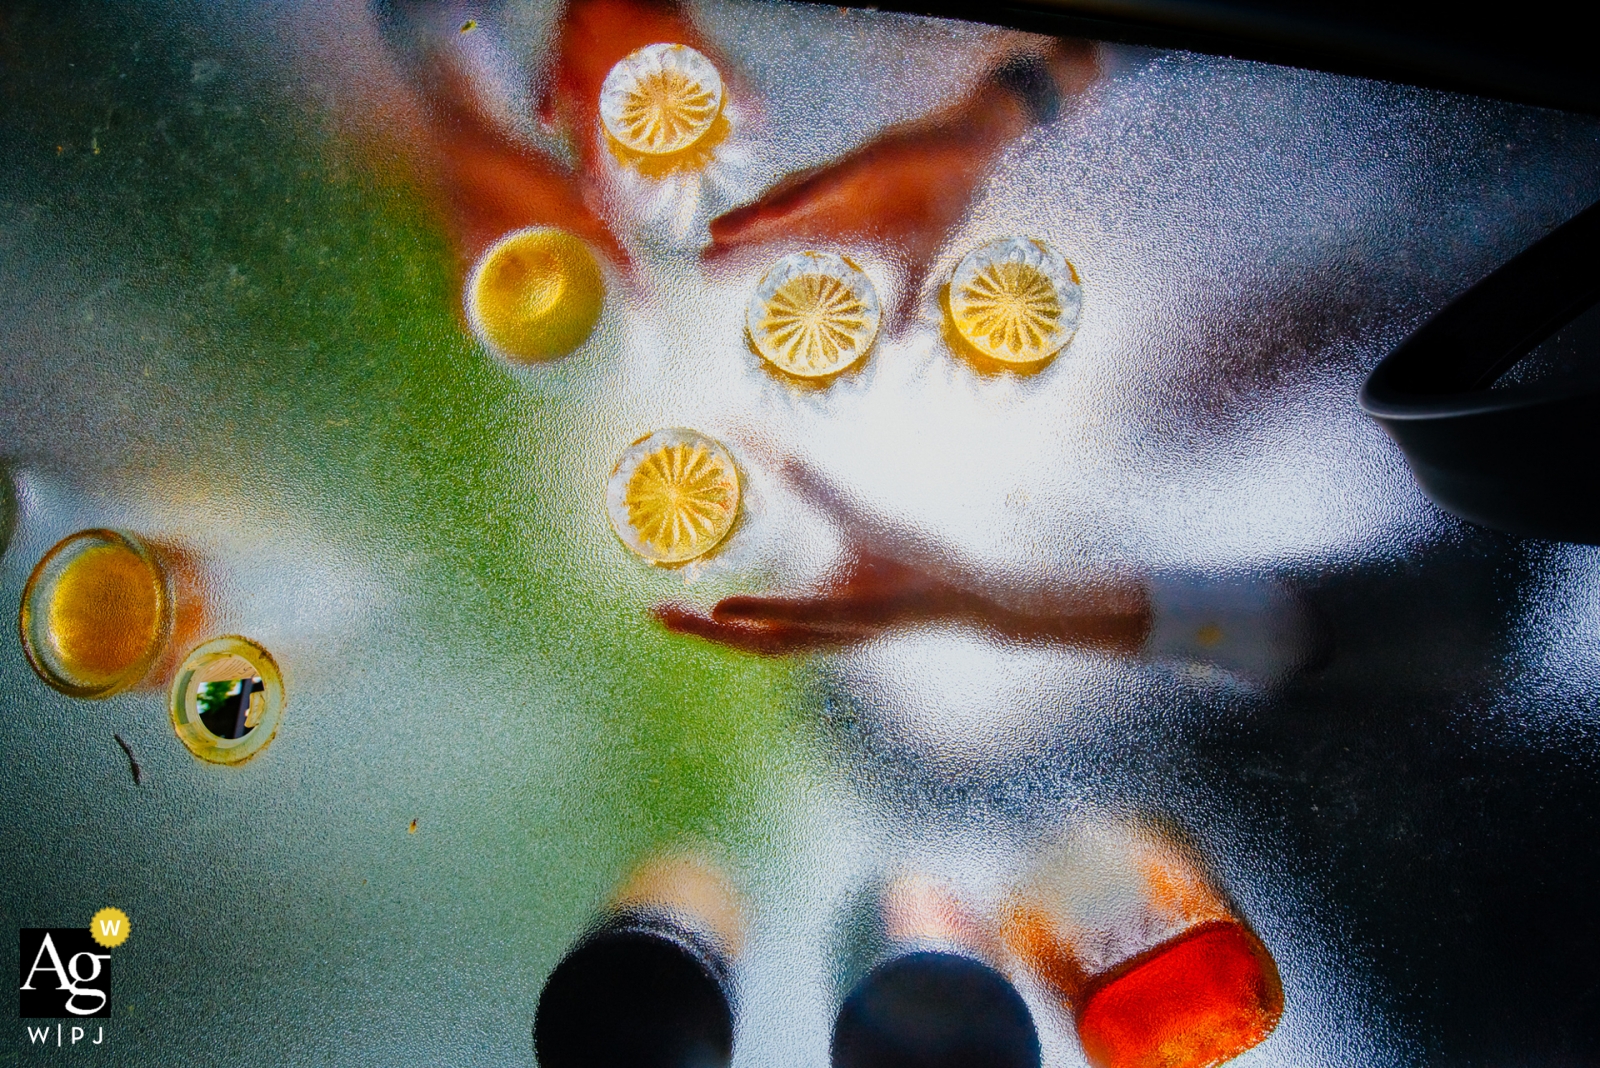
1360, 198, 1600, 543
831, 951, 1040, 1068
534, 924, 734, 1068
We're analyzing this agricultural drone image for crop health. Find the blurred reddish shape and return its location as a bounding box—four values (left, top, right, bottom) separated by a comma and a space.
655, 451, 1147, 655
1005, 825, 1284, 1068
1075, 923, 1285, 1068
430, 116, 629, 271
705, 40, 1098, 317
657, 548, 1150, 655
386, 30, 620, 270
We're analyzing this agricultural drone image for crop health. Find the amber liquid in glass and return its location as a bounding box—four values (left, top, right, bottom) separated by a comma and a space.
1078, 922, 1280, 1068
44, 542, 164, 691
1005, 830, 1282, 1068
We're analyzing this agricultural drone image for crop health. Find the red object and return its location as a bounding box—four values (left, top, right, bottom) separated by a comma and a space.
1075, 922, 1284, 1068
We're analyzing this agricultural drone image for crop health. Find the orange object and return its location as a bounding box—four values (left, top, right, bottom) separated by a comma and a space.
1076, 923, 1282, 1068
20, 529, 208, 698
1004, 823, 1283, 1068
367, 1, 631, 275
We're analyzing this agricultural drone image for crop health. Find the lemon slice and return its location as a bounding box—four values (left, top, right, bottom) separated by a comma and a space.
468, 227, 605, 363
20, 530, 170, 698
599, 43, 724, 157
747, 251, 880, 379
608, 429, 740, 565
948, 237, 1081, 366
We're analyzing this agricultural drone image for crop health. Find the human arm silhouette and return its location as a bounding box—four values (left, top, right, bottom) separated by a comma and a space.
704, 40, 1100, 320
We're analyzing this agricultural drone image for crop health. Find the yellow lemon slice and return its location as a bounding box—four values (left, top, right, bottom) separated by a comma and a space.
607, 429, 740, 565
599, 43, 724, 157
747, 251, 880, 379
20, 530, 170, 698
468, 228, 605, 363
948, 237, 1081, 367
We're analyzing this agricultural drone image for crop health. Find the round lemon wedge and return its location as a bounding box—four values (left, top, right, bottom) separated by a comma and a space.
747, 251, 880, 379
948, 237, 1081, 367
607, 429, 740, 565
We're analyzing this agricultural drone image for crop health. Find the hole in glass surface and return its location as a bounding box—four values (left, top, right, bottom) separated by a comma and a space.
195, 666, 265, 739
534, 924, 734, 1068
169, 636, 284, 764
832, 951, 1040, 1068
19, 529, 171, 698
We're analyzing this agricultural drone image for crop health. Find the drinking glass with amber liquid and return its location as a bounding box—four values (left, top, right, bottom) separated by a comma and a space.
1003, 819, 1282, 1068
20, 529, 206, 698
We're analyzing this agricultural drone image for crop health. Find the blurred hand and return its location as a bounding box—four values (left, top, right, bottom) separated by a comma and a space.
419, 58, 630, 268
657, 451, 1150, 656
657, 550, 1150, 655
381, 0, 741, 272
370, 4, 1096, 296
705, 39, 1099, 320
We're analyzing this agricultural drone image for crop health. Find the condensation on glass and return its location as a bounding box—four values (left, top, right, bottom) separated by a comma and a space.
2, 0, 1600, 1065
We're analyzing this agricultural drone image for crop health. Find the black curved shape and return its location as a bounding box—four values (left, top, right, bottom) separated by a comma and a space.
534, 921, 734, 1068
832, 951, 1041, 1068
1360, 200, 1600, 544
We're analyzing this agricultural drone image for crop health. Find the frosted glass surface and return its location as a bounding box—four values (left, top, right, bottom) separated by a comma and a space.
4, 0, 1600, 1064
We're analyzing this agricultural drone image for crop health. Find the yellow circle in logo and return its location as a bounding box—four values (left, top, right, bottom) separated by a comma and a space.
89, 907, 130, 949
